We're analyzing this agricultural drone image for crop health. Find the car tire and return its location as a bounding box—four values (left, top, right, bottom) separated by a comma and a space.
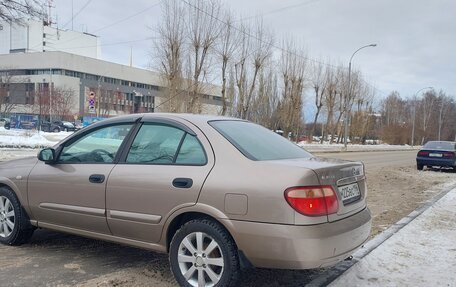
170, 218, 240, 287
0, 187, 35, 246
53, 128, 60, 133
417, 164, 424, 170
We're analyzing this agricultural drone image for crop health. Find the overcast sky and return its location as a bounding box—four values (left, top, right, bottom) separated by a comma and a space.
53, 0, 456, 104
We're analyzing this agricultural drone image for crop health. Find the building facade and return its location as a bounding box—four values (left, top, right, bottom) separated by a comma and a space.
0, 51, 223, 124
0, 20, 222, 125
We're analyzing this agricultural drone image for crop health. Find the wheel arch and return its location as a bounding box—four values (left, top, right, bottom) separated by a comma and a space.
0, 178, 33, 221
162, 204, 237, 253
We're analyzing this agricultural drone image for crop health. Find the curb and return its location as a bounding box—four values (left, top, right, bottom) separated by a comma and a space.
305, 181, 456, 287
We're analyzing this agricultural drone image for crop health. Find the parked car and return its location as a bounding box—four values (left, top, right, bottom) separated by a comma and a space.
40, 121, 61, 133
0, 118, 10, 130
0, 114, 371, 287
416, 141, 456, 170
53, 120, 77, 132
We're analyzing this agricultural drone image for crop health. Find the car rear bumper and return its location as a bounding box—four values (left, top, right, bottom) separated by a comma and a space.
225, 207, 371, 269
417, 157, 456, 167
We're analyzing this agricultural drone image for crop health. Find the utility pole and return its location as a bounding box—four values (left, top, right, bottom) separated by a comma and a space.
344, 44, 377, 151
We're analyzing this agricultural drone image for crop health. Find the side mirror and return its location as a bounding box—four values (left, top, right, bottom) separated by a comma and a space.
38, 148, 56, 164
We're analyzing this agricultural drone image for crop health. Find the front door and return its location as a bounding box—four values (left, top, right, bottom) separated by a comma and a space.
28, 123, 134, 234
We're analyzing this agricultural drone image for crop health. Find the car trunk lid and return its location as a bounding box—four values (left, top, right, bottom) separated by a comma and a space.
270, 157, 367, 222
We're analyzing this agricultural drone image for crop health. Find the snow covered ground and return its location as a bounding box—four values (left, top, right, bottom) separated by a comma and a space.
329, 186, 456, 287
298, 141, 420, 152
0, 127, 72, 148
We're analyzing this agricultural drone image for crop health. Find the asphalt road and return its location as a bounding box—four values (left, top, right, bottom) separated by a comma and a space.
315, 150, 417, 170
0, 150, 418, 287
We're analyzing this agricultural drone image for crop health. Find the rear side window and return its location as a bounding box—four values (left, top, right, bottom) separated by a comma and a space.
127, 124, 185, 164
126, 124, 207, 165
176, 134, 206, 165
424, 141, 456, 150
209, 120, 312, 161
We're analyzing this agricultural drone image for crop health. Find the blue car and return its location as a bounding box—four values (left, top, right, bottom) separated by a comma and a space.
416, 141, 456, 170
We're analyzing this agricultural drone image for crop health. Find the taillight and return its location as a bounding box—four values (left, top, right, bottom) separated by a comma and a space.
418, 151, 429, 157
444, 153, 455, 157
284, 186, 339, 217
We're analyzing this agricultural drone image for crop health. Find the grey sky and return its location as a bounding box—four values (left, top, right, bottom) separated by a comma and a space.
53, 0, 456, 103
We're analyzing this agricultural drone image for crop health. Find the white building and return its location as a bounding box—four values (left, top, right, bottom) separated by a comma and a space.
0, 20, 222, 124
0, 19, 100, 59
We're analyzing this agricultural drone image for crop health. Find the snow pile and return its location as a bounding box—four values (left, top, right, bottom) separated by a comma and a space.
0, 127, 72, 148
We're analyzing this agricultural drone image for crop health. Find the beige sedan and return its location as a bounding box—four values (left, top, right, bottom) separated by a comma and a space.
0, 113, 371, 287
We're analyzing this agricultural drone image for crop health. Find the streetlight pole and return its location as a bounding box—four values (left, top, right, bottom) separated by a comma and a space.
411, 86, 433, 147
344, 44, 377, 150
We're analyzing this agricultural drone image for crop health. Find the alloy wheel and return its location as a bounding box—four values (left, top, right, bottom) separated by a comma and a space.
0, 196, 15, 238
177, 231, 224, 287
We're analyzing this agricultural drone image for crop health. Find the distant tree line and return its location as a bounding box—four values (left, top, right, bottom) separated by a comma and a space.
379, 90, 456, 144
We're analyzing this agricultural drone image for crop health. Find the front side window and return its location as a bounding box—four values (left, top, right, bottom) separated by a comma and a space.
59, 124, 132, 163
126, 124, 207, 165
209, 120, 312, 161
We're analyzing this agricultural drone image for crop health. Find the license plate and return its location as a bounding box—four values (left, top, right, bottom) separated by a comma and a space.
429, 153, 443, 157
338, 183, 361, 203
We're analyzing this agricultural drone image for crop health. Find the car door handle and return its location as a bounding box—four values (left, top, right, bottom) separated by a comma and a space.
89, 174, 105, 184
172, 178, 193, 189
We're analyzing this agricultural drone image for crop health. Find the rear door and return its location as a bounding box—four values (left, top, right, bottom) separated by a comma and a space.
106, 118, 214, 243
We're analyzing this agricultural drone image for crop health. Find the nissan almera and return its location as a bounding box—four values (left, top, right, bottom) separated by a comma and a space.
0, 113, 371, 287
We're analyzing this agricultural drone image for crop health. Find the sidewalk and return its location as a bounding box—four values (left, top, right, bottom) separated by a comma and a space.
329, 187, 456, 287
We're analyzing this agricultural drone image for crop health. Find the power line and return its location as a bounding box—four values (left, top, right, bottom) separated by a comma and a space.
93, 1, 161, 33
239, 0, 325, 22
61, 0, 94, 29
181, 0, 387, 96
29, 1, 161, 51
45, 36, 158, 50
181, 0, 339, 70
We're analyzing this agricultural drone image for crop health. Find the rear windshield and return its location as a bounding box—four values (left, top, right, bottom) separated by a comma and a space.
209, 120, 312, 161
423, 141, 456, 150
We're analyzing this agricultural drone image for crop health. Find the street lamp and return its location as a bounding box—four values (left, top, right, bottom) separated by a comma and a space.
411, 86, 433, 147
344, 44, 377, 150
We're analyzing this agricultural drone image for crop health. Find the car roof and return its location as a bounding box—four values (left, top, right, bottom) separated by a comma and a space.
93, 113, 243, 126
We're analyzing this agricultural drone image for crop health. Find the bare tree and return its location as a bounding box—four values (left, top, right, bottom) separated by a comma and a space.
249, 62, 279, 128
321, 66, 339, 143
214, 10, 240, 115
278, 39, 308, 139
309, 61, 330, 141
185, 0, 221, 113
51, 86, 75, 119
0, 71, 16, 116
154, 0, 186, 113
0, 0, 45, 22
234, 20, 273, 119
419, 90, 436, 144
